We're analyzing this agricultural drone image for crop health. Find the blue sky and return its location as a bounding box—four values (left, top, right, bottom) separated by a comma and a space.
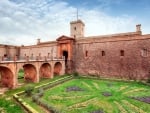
0, 0, 150, 45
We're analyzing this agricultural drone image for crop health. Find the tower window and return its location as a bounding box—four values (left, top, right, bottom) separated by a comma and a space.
120, 50, 124, 56
74, 27, 76, 30
102, 51, 105, 56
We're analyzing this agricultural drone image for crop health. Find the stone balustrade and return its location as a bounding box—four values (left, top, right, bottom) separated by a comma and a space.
0, 55, 65, 62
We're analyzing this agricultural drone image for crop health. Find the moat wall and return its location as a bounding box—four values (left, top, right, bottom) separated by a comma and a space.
73, 35, 150, 80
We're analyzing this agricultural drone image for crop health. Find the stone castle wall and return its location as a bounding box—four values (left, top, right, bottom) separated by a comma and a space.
0, 20, 150, 80
0, 45, 18, 60
73, 34, 150, 80
20, 44, 58, 59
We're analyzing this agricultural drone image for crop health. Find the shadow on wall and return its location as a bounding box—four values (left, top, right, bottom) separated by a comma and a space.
53, 62, 62, 76
0, 66, 13, 88
40, 63, 52, 78
23, 64, 37, 82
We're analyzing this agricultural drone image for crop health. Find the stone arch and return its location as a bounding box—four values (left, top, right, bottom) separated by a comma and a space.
40, 63, 52, 78
23, 64, 37, 82
54, 62, 62, 76
17, 68, 25, 86
0, 66, 14, 88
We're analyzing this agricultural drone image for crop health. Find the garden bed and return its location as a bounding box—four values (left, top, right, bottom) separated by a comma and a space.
13, 75, 74, 113
15, 76, 150, 113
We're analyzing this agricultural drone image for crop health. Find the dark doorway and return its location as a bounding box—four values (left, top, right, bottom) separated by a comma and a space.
63, 51, 68, 67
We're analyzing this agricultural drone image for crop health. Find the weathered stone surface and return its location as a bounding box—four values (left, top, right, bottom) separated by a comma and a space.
0, 19, 150, 89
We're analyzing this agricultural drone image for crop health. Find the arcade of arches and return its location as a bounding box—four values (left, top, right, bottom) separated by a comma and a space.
0, 61, 64, 88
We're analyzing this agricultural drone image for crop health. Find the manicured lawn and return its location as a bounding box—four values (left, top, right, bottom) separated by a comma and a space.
0, 75, 70, 113
0, 97, 24, 113
39, 78, 150, 113
1, 75, 150, 113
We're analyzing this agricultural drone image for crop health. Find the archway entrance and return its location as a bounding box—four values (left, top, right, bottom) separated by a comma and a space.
63, 51, 68, 67
54, 62, 62, 76
0, 66, 14, 88
40, 63, 52, 79
23, 64, 37, 82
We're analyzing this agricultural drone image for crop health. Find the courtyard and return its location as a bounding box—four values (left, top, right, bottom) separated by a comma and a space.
1, 75, 149, 113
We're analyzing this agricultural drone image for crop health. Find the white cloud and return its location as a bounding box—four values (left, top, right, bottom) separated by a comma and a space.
80, 10, 137, 36
0, 0, 145, 45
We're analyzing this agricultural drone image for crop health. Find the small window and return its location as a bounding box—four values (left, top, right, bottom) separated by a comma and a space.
85, 50, 88, 57
120, 50, 124, 56
102, 51, 105, 56
141, 49, 148, 57
74, 35, 76, 38
74, 27, 76, 30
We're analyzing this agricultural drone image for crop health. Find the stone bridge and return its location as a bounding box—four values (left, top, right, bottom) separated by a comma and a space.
0, 57, 65, 88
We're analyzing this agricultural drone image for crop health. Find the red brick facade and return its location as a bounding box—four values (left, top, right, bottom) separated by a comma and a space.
73, 34, 150, 80
0, 20, 150, 81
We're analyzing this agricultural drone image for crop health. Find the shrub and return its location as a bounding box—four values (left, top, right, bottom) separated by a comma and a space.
32, 95, 39, 102
25, 85, 34, 96
73, 72, 79, 77
147, 78, 150, 83
146, 71, 150, 83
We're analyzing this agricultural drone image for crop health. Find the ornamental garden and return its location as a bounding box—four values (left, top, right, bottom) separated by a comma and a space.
0, 73, 150, 113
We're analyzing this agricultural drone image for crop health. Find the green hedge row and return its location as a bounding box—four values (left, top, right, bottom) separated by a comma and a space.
13, 94, 38, 113
13, 75, 74, 113
32, 75, 74, 113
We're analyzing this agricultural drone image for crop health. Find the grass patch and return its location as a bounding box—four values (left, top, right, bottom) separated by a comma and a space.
1, 75, 150, 113
0, 98, 24, 113
0, 74, 70, 113
34, 77, 150, 113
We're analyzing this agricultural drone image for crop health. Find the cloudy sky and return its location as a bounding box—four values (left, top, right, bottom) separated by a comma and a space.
0, 0, 150, 45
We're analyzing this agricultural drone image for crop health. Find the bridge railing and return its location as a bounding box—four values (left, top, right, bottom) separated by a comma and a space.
0, 56, 65, 63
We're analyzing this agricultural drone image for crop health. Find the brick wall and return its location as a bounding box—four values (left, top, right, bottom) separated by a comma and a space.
73, 35, 150, 80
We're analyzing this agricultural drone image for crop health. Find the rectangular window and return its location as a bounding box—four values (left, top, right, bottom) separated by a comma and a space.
120, 50, 124, 56
141, 49, 148, 57
85, 50, 88, 57
102, 51, 105, 56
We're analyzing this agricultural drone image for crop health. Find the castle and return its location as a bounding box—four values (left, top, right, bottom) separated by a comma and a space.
0, 19, 150, 88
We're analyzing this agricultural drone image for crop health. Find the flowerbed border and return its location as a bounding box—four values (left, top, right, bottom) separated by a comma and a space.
13, 75, 73, 113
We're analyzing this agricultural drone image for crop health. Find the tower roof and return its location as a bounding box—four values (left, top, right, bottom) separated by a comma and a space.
70, 19, 85, 26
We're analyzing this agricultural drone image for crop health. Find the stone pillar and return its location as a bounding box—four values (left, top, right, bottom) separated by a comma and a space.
60, 60, 65, 75
35, 62, 40, 83
51, 61, 54, 78
13, 62, 18, 88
